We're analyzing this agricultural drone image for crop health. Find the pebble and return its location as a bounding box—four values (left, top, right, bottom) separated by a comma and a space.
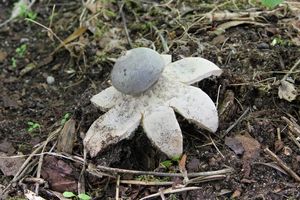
257, 42, 270, 49
111, 47, 165, 95
46, 76, 55, 84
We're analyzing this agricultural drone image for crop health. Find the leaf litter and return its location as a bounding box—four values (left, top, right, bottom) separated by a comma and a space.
0, 0, 300, 199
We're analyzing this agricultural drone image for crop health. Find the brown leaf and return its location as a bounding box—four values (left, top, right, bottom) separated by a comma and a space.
179, 154, 187, 172
225, 137, 244, 155
235, 133, 261, 178
41, 156, 78, 192
0, 153, 25, 176
57, 119, 76, 154
235, 134, 261, 160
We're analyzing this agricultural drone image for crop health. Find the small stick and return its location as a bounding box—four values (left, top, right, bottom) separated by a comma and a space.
277, 128, 281, 141
282, 116, 300, 137
186, 174, 226, 185
140, 187, 200, 200
287, 131, 300, 149
224, 107, 250, 135
209, 135, 225, 158
159, 188, 166, 200
264, 147, 300, 182
120, 180, 174, 186
23, 177, 46, 185
35, 129, 56, 194
95, 165, 234, 178
216, 85, 222, 108
282, 58, 300, 80
116, 175, 120, 200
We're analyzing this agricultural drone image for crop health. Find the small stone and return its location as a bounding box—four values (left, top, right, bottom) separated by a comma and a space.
111, 47, 165, 95
46, 76, 55, 85
257, 42, 270, 49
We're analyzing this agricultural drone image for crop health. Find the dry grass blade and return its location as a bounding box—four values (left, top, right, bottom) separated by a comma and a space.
53, 27, 87, 53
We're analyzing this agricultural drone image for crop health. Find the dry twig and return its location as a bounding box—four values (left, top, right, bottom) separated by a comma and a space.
264, 147, 300, 182
92, 164, 234, 178
224, 107, 251, 135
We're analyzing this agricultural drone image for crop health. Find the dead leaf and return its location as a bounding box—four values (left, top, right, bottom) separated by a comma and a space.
278, 80, 298, 102
41, 156, 78, 192
235, 134, 261, 159
54, 27, 87, 53
57, 119, 76, 154
0, 139, 16, 155
179, 154, 187, 172
0, 152, 25, 176
213, 21, 267, 35
211, 35, 226, 45
235, 133, 261, 178
0, 50, 7, 63
179, 154, 189, 183
225, 137, 244, 155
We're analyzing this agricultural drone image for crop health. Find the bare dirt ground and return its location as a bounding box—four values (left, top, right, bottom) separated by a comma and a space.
0, 0, 300, 199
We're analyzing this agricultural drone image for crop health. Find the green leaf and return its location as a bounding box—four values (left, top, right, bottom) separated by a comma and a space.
160, 160, 173, 168
63, 191, 76, 198
78, 193, 92, 200
261, 0, 283, 8
171, 155, 181, 162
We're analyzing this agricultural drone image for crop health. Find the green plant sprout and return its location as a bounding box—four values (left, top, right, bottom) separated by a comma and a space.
16, 44, 27, 57
19, 3, 37, 20
271, 37, 291, 46
11, 57, 17, 68
27, 121, 41, 132
63, 191, 91, 200
160, 156, 180, 169
261, 0, 283, 8
61, 113, 71, 125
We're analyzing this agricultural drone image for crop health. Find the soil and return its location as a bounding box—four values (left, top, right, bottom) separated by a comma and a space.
0, 0, 300, 199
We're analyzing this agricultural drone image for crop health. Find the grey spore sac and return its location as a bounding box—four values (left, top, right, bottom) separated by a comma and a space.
111, 47, 165, 95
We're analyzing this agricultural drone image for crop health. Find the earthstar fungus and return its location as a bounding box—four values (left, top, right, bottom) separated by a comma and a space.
84, 47, 222, 158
